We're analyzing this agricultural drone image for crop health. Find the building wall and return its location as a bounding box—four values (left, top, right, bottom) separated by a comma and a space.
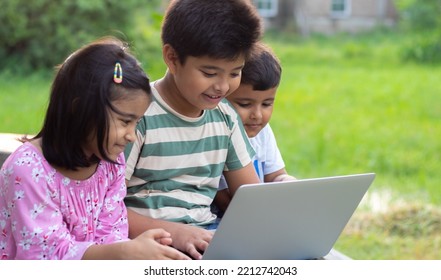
264, 0, 398, 35
160, 0, 398, 35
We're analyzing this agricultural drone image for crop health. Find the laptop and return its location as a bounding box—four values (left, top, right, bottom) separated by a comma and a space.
202, 173, 375, 260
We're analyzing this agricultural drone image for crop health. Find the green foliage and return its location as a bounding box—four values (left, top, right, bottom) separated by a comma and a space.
125, 4, 166, 80
396, 0, 441, 32
0, 0, 155, 73
400, 32, 441, 64
395, 0, 441, 64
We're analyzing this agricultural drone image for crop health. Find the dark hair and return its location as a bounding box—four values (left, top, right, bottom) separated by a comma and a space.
161, 0, 262, 63
36, 37, 151, 170
241, 42, 282, 91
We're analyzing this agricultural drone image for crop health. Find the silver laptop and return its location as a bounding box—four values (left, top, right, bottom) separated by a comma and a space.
202, 173, 375, 260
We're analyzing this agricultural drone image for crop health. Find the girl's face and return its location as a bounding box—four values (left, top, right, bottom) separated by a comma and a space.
227, 84, 276, 138
86, 89, 150, 161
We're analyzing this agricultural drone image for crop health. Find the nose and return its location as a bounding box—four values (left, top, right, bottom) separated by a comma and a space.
125, 127, 136, 143
214, 78, 230, 95
250, 107, 262, 120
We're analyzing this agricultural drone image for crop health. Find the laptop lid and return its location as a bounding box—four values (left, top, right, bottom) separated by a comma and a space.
202, 173, 375, 260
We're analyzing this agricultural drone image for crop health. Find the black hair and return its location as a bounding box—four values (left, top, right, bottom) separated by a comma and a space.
161, 0, 262, 63
36, 37, 151, 170
241, 42, 282, 91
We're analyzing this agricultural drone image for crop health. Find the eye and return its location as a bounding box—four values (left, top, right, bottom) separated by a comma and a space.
230, 72, 241, 78
236, 102, 251, 108
262, 102, 274, 107
201, 70, 216, 77
120, 119, 131, 126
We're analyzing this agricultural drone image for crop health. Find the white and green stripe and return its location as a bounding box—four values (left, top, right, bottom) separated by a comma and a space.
124, 85, 254, 226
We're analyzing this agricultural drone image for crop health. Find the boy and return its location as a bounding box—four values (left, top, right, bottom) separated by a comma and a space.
213, 42, 296, 214
124, 0, 262, 260
212, 43, 351, 260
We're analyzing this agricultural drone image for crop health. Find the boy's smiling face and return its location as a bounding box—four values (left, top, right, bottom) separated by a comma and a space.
163, 45, 245, 117
227, 84, 276, 138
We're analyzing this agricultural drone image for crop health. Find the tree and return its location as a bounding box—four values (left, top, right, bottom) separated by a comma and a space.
396, 0, 441, 63
0, 0, 159, 72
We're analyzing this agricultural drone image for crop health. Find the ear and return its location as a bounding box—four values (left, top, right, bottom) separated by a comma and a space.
162, 44, 179, 75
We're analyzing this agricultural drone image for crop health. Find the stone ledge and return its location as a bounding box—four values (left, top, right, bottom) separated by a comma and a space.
0, 133, 28, 167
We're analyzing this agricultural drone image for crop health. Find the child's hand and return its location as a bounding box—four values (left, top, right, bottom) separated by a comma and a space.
167, 223, 214, 260
273, 174, 297, 182
127, 228, 191, 260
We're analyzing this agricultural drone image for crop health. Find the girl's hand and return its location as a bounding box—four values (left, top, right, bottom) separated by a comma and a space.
126, 229, 191, 260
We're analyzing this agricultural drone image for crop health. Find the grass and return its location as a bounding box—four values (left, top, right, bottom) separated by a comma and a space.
1, 29, 440, 259
264, 30, 441, 259
0, 70, 50, 135
340, 202, 441, 259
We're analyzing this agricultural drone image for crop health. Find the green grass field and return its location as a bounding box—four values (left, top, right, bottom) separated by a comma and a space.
1, 30, 440, 259
267, 31, 441, 259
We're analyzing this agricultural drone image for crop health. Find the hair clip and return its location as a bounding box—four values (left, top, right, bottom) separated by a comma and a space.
113, 62, 123, 84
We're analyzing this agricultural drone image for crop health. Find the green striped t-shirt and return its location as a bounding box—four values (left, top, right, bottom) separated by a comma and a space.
124, 84, 255, 226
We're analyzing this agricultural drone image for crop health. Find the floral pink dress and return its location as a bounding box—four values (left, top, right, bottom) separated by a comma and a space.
0, 142, 129, 259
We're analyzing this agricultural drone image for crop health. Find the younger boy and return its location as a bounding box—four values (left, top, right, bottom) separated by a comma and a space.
214, 42, 296, 213
124, 0, 262, 260
212, 43, 352, 260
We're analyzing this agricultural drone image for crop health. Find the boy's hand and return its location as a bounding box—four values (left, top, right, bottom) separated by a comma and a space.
168, 223, 214, 260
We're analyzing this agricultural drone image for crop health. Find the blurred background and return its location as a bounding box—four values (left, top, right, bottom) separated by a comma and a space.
1, 0, 440, 259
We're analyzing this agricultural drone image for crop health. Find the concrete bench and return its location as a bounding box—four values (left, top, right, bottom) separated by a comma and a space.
0, 133, 27, 167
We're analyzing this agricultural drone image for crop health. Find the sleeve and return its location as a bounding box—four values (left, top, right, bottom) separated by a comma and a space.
5, 157, 93, 260
94, 154, 129, 244
262, 124, 286, 175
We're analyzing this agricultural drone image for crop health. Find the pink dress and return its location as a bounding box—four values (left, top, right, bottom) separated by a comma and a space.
0, 142, 129, 259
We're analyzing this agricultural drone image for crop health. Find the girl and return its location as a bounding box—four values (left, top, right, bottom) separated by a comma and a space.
0, 37, 189, 260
